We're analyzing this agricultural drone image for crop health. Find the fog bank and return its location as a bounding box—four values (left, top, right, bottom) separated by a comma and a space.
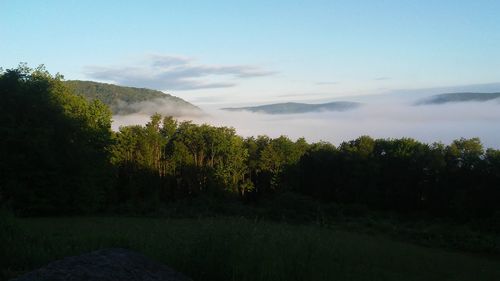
113, 100, 500, 149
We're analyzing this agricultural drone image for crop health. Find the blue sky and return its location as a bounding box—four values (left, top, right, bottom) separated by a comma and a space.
1, 0, 500, 105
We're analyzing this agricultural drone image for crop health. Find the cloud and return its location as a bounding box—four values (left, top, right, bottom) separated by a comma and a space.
113, 100, 500, 149
189, 95, 229, 104
277, 92, 330, 98
85, 55, 275, 91
316, 81, 339, 85
150, 55, 191, 67
110, 81, 500, 148
201, 101, 500, 148
111, 97, 206, 130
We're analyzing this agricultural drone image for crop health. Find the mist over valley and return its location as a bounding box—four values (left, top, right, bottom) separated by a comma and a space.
107, 83, 500, 148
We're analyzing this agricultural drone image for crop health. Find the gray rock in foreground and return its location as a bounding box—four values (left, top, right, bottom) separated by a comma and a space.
11, 248, 192, 281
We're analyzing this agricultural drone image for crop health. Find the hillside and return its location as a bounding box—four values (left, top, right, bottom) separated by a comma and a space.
65, 80, 201, 115
222, 101, 360, 114
416, 92, 500, 105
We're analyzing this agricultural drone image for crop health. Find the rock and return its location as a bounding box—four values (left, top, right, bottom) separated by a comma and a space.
11, 248, 192, 281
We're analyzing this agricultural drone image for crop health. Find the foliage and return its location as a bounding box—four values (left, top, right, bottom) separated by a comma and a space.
3, 65, 500, 281
1, 64, 500, 224
298, 136, 500, 219
65, 80, 200, 115
110, 116, 251, 210
0, 64, 114, 215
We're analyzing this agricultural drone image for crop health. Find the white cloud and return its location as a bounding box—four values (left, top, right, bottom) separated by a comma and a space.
112, 100, 500, 149
85, 55, 275, 91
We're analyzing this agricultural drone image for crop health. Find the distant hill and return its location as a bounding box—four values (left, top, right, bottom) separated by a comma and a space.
416, 92, 500, 105
222, 101, 360, 114
65, 80, 201, 115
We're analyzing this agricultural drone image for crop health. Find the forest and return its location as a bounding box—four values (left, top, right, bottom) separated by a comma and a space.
3, 64, 500, 281
1, 64, 500, 224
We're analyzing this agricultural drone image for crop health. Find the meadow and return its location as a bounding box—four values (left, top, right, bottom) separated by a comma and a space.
2, 214, 500, 281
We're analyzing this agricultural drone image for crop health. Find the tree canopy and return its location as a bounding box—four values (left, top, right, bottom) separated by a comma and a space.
1, 64, 500, 222
0, 64, 114, 214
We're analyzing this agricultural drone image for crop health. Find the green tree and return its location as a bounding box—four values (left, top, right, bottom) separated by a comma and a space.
0, 64, 113, 215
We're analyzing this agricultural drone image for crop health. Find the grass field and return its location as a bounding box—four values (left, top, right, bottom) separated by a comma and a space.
2, 215, 500, 281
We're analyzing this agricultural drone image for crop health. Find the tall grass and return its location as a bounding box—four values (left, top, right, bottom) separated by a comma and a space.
2, 215, 500, 281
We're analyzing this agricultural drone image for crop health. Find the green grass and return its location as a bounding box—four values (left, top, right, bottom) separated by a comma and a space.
2, 215, 500, 281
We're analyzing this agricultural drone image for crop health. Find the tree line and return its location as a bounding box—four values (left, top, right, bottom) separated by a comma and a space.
1, 65, 500, 221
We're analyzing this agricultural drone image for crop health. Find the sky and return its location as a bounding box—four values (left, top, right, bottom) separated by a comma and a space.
2, 0, 500, 106
2, 1, 500, 147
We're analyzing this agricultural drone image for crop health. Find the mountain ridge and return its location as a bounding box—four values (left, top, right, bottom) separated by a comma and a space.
416, 92, 500, 105
222, 101, 360, 114
65, 80, 201, 116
